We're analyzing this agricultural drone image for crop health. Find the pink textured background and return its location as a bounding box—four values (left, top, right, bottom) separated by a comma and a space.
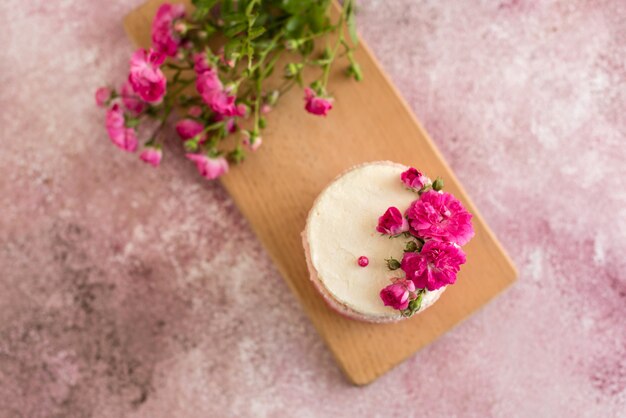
1, 0, 625, 416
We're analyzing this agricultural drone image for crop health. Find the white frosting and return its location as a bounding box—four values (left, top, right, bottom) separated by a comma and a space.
306, 162, 446, 321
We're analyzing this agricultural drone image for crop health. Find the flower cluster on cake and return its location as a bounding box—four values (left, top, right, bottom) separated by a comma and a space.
303, 161, 474, 323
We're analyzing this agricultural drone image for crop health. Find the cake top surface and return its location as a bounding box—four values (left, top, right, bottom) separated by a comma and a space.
305, 162, 445, 319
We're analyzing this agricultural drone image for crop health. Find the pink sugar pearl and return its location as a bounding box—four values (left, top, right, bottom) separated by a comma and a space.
357, 256, 369, 267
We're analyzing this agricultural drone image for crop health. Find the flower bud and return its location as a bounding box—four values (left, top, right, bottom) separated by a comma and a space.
95, 87, 112, 107
285, 62, 303, 78
404, 241, 418, 252
173, 21, 188, 35
267, 90, 279, 106
347, 62, 363, 81
386, 257, 401, 270
432, 177, 444, 191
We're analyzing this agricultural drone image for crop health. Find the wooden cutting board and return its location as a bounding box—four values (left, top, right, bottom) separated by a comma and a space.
124, 0, 517, 385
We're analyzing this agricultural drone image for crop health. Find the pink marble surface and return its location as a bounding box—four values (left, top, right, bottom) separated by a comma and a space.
1, 0, 625, 416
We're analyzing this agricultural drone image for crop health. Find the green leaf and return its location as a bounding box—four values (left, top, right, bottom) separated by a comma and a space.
224, 38, 242, 58
280, 0, 312, 14
192, 0, 218, 20
224, 22, 247, 38
344, 0, 359, 45
248, 26, 266, 40
308, 4, 330, 32
285, 15, 304, 37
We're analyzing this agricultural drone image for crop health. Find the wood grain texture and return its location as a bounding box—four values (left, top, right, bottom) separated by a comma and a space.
124, 0, 517, 385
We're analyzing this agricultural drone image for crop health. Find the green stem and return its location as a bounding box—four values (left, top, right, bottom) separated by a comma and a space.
321, 3, 351, 90
253, 77, 262, 134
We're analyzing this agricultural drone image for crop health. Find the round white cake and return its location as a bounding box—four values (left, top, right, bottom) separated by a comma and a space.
303, 161, 446, 323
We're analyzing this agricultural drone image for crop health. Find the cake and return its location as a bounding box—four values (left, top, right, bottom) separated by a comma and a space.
303, 161, 474, 323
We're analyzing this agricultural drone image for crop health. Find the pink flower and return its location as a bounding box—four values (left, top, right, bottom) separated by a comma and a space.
194, 61, 244, 117
376, 206, 409, 235
95, 87, 111, 107
195, 67, 222, 95
401, 241, 466, 291
186, 154, 229, 180
151, 3, 186, 57
139, 147, 162, 167
406, 190, 474, 245
176, 119, 206, 142
215, 114, 238, 133
304, 88, 333, 116
120, 81, 146, 114
105, 104, 138, 152
401, 167, 429, 191
380, 279, 416, 310
193, 52, 212, 74
242, 132, 262, 151
128, 48, 167, 103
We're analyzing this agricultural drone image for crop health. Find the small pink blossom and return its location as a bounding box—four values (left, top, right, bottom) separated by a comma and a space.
376, 207, 409, 235
193, 52, 213, 74
401, 241, 466, 291
215, 114, 238, 133
175, 119, 206, 142
401, 167, 429, 191
151, 3, 186, 57
139, 147, 162, 167
95, 87, 111, 107
188, 106, 203, 117
304, 88, 333, 116
194, 60, 244, 117
128, 48, 167, 103
357, 256, 369, 267
261, 104, 272, 114
225, 118, 237, 133
380, 278, 415, 310
242, 132, 262, 151
105, 104, 138, 152
406, 190, 474, 245
120, 81, 146, 114
218, 47, 235, 68
186, 153, 229, 180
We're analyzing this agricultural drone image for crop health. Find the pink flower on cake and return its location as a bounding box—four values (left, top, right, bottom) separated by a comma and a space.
406, 190, 474, 245
139, 147, 162, 167
128, 49, 167, 103
380, 278, 416, 310
400, 167, 428, 191
401, 241, 466, 291
186, 153, 229, 179
95, 87, 111, 107
304, 88, 333, 116
176, 119, 206, 142
151, 3, 186, 57
376, 207, 409, 235
105, 104, 138, 152
120, 81, 146, 114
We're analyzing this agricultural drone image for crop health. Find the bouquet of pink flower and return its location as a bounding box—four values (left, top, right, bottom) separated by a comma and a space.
96, 0, 359, 179
376, 168, 474, 317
